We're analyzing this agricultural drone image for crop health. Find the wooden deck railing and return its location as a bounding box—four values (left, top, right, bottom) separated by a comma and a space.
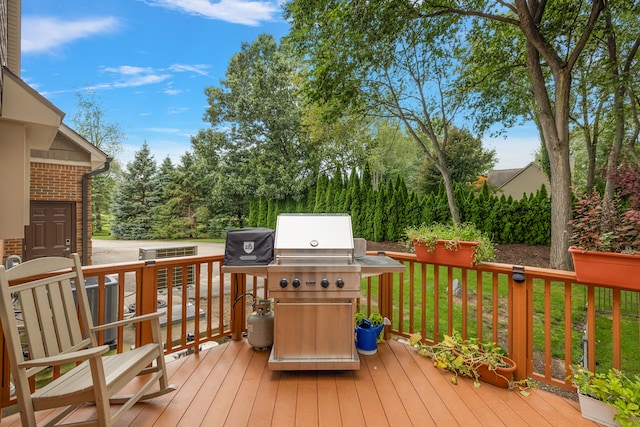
361, 251, 638, 392
2, 251, 638, 414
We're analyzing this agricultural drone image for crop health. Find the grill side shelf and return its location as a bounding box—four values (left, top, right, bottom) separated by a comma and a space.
356, 255, 406, 278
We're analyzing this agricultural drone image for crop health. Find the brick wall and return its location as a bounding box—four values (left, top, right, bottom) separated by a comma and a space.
2, 162, 94, 264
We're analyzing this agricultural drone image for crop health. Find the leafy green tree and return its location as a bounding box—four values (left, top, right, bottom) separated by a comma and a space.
192, 34, 315, 224
285, 3, 475, 225
286, 0, 608, 269
418, 127, 496, 195
597, 4, 640, 198
111, 143, 158, 239
366, 120, 424, 194
427, 0, 605, 269
71, 91, 124, 233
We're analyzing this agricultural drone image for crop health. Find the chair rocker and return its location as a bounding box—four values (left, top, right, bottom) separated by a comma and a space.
0, 253, 177, 426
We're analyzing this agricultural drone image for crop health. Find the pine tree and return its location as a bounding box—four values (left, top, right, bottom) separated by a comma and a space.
267, 200, 277, 229
150, 157, 176, 239
346, 170, 361, 236
247, 199, 258, 226
111, 143, 159, 239
314, 174, 328, 213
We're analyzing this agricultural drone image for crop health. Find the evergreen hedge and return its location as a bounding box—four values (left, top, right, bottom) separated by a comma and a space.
246, 171, 551, 246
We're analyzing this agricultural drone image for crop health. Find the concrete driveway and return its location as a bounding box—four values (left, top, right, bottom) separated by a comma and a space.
92, 239, 225, 265
91, 239, 262, 301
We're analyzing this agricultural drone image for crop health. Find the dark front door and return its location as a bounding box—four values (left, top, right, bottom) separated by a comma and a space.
25, 201, 75, 260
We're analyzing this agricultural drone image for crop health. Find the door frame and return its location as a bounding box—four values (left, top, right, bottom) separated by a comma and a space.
25, 201, 76, 260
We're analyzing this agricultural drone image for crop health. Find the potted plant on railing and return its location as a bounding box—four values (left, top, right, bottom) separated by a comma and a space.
404, 222, 495, 268
570, 365, 640, 427
410, 331, 525, 391
568, 164, 640, 291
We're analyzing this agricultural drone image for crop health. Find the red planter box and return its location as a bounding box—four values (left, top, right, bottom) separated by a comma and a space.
569, 247, 640, 291
413, 239, 478, 268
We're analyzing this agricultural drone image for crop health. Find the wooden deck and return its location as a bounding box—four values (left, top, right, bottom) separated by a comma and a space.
1, 339, 598, 426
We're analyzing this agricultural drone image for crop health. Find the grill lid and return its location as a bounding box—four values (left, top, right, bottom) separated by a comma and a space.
274, 214, 354, 264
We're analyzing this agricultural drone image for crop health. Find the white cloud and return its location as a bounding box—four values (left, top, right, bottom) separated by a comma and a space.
141, 0, 279, 26
32, 62, 209, 95
103, 65, 154, 75
22, 16, 120, 54
167, 107, 190, 115
90, 66, 172, 90
169, 63, 211, 77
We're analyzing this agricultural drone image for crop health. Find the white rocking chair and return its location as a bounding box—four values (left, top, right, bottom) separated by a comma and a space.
0, 253, 177, 426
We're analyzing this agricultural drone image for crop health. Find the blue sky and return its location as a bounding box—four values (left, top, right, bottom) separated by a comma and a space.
21, 0, 538, 170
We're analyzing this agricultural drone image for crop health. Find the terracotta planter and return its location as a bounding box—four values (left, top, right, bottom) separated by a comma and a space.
476, 356, 516, 388
569, 247, 640, 291
450, 349, 516, 388
578, 393, 621, 427
413, 239, 478, 268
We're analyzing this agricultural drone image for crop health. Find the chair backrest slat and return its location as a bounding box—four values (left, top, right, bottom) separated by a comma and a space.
35, 285, 62, 357
47, 280, 72, 352
17, 287, 47, 360
60, 278, 85, 346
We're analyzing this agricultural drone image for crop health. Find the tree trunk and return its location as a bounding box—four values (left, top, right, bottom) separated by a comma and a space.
441, 169, 461, 225
603, 10, 625, 200
525, 41, 572, 270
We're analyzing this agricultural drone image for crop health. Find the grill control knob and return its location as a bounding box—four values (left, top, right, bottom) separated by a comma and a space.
321, 278, 330, 288
292, 278, 301, 288
336, 278, 345, 288
279, 278, 288, 288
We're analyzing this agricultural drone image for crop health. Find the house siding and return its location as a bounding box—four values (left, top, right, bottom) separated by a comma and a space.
499, 165, 550, 200
2, 162, 93, 264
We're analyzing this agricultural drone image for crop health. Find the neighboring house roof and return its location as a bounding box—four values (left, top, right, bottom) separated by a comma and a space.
487, 162, 550, 200
487, 167, 522, 188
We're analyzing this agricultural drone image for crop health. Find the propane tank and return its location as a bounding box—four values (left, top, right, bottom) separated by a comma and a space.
247, 299, 274, 350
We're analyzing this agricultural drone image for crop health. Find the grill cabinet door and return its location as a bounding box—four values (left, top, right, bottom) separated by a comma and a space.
272, 300, 355, 360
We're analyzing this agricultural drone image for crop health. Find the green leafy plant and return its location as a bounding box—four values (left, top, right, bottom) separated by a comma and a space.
410, 331, 531, 393
404, 222, 495, 263
570, 365, 640, 427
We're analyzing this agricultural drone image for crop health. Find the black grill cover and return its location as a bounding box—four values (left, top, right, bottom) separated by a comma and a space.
224, 228, 274, 265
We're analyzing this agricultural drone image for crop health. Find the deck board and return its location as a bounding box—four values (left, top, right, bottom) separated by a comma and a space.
0, 339, 601, 426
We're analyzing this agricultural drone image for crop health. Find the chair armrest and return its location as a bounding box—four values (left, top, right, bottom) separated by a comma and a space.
91, 311, 162, 331
19, 345, 110, 369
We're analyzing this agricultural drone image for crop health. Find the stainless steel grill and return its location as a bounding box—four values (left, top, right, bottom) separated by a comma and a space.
223, 213, 405, 371
267, 213, 410, 371
267, 214, 361, 370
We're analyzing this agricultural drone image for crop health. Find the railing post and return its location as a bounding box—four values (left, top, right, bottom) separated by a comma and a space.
137, 261, 159, 347
510, 266, 528, 381
379, 272, 393, 340
230, 273, 246, 341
